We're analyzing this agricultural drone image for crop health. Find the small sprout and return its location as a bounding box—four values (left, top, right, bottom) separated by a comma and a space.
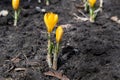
83, 0, 89, 11
82, 0, 103, 22
53, 26, 63, 70
46, 0, 50, 6
88, 0, 96, 22
12, 0, 20, 26
38, 0, 41, 3
44, 12, 58, 68
29, 0, 49, 6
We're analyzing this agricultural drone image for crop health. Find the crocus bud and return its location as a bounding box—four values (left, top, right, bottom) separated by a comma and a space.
12, 0, 20, 10
88, 0, 96, 8
44, 12, 58, 33
56, 26, 63, 43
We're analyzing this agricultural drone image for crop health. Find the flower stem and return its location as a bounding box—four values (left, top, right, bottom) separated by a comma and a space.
47, 33, 52, 68
46, 0, 49, 5
14, 10, 18, 26
89, 7, 95, 22
53, 42, 59, 70
84, 0, 89, 11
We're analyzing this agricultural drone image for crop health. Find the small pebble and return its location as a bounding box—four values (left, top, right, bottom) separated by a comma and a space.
111, 16, 120, 24
0, 10, 8, 17
117, 20, 120, 24
35, 7, 46, 13
111, 16, 118, 21
41, 9, 46, 12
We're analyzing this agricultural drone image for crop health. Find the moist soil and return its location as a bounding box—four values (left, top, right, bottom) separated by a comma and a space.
0, 0, 120, 80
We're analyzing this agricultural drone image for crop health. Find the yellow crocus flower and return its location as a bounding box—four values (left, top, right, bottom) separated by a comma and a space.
88, 0, 96, 8
56, 26, 63, 43
12, 0, 20, 10
44, 12, 58, 33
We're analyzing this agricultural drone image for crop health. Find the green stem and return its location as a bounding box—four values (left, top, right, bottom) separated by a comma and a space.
46, 0, 49, 5
47, 33, 52, 68
14, 10, 18, 26
89, 7, 95, 22
53, 42, 59, 70
84, 0, 89, 11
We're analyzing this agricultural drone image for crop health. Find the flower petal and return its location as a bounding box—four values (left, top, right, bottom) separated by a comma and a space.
56, 26, 63, 43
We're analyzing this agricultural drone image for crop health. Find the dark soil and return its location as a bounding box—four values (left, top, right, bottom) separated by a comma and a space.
0, 0, 120, 80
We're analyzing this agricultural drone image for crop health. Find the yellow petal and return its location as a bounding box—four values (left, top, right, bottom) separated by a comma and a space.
44, 13, 51, 33
44, 12, 58, 33
88, 0, 96, 7
12, 0, 20, 10
56, 26, 63, 43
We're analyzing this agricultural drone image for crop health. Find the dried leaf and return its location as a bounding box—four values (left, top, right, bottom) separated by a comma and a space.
14, 68, 27, 71
11, 58, 21, 63
26, 61, 40, 66
75, 3, 84, 9
5, 65, 15, 73
44, 71, 70, 80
